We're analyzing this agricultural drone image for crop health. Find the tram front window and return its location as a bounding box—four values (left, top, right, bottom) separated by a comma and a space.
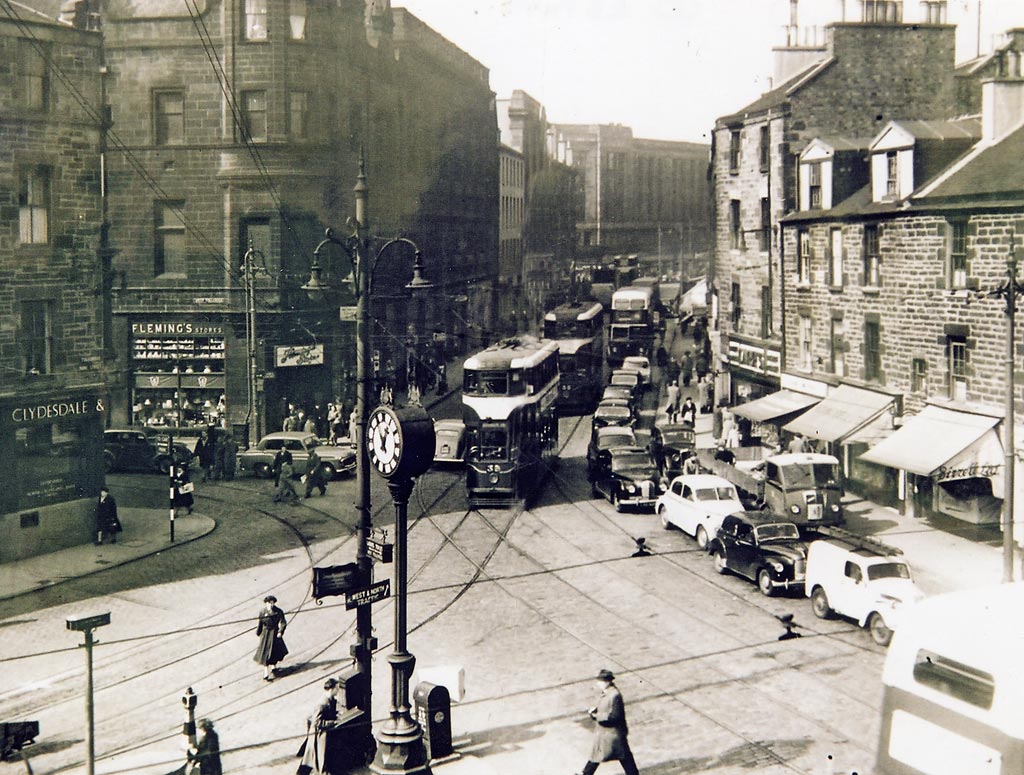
464, 370, 509, 395
476, 427, 507, 461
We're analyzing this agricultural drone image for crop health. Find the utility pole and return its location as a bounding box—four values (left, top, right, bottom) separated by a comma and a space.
243, 242, 260, 448
66, 613, 111, 775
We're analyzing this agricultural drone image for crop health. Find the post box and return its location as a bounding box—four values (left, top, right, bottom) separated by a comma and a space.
413, 681, 452, 760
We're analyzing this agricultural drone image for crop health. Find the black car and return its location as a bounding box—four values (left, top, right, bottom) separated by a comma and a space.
591, 446, 662, 512
593, 400, 635, 429
586, 425, 638, 478
650, 422, 696, 479
708, 511, 809, 597
103, 428, 194, 474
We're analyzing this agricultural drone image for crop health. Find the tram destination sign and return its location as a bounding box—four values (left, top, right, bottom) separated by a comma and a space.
345, 580, 391, 610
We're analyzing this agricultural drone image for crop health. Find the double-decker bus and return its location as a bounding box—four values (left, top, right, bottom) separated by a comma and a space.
544, 301, 604, 414
588, 255, 639, 308
462, 337, 560, 507
607, 285, 656, 366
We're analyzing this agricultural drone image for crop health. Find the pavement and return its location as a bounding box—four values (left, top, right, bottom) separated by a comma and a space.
0, 331, 1012, 775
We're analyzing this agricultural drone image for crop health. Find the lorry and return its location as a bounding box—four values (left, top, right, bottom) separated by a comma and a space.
695, 448, 844, 527
805, 528, 923, 646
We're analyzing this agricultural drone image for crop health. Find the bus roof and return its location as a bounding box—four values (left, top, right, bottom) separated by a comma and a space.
464, 338, 559, 371
544, 301, 603, 322
612, 286, 654, 303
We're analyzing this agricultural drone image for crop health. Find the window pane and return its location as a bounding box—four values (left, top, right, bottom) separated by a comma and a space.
21, 301, 51, 374
18, 40, 47, 110
242, 91, 267, 141
18, 168, 49, 244
289, 92, 308, 138
289, 0, 307, 39
155, 91, 184, 145
245, 0, 268, 39
155, 203, 186, 276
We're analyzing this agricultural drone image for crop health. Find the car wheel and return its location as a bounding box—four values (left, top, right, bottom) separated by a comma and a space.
320, 463, 337, 481
868, 612, 893, 647
659, 506, 671, 530
713, 549, 728, 574
757, 569, 776, 597
103, 451, 116, 474
695, 525, 709, 550
811, 587, 832, 619
254, 462, 271, 479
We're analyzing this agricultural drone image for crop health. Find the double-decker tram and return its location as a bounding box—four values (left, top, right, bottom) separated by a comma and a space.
463, 337, 560, 507
544, 301, 604, 414
607, 285, 656, 366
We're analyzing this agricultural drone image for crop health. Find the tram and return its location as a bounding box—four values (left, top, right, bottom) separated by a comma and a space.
463, 337, 560, 507
607, 285, 656, 366
544, 300, 604, 414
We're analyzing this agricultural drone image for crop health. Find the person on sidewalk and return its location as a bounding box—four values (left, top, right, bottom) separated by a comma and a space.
253, 595, 288, 681
222, 433, 237, 481
303, 448, 328, 498
195, 429, 214, 483
172, 464, 194, 515
680, 350, 694, 387
787, 434, 806, 454
664, 381, 680, 424
297, 679, 341, 774
95, 486, 122, 545
274, 457, 299, 505
680, 396, 697, 426
576, 669, 640, 775
187, 718, 222, 775
697, 377, 711, 415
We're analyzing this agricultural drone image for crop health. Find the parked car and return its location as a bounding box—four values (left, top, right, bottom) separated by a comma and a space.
656, 474, 744, 550
609, 370, 642, 400
433, 419, 467, 464
237, 432, 356, 480
587, 425, 638, 479
649, 422, 696, 479
591, 446, 662, 512
708, 512, 809, 596
621, 355, 651, 385
805, 534, 923, 646
593, 401, 635, 429
103, 428, 194, 474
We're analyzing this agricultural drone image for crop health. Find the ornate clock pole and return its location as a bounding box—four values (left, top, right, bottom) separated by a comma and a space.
367, 404, 435, 774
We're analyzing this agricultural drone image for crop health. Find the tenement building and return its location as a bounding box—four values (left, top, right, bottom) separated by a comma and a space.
0, 5, 107, 561
777, 69, 1024, 527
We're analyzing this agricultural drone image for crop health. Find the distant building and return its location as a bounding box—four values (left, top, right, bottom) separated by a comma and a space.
497, 144, 525, 334
0, 4, 107, 561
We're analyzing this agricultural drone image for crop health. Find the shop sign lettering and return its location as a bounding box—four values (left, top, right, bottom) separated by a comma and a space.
131, 321, 224, 336
12, 397, 104, 423
275, 344, 324, 368
934, 463, 1002, 482
728, 340, 781, 377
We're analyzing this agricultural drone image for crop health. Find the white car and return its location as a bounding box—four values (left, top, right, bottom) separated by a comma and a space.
656, 474, 744, 549
621, 356, 651, 385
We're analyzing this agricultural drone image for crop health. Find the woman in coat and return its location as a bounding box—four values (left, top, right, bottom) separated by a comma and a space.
298, 678, 339, 774
253, 595, 288, 680
95, 486, 122, 544
579, 669, 639, 775
172, 464, 194, 515
187, 718, 222, 775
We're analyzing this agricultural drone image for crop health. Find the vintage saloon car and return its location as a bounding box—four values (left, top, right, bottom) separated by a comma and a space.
591, 446, 662, 512
708, 512, 809, 596
103, 428, 194, 474
586, 425, 638, 478
237, 432, 356, 480
656, 474, 743, 550
609, 369, 642, 400
649, 422, 696, 479
593, 400, 635, 429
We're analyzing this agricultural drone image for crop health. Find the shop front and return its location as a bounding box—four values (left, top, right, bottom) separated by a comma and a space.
730, 388, 821, 450
860, 404, 1004, 524
0, 388, 106, 562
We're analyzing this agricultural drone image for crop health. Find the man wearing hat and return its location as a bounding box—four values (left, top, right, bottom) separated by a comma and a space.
187, 718, 222, 775
577, 669, 640, 775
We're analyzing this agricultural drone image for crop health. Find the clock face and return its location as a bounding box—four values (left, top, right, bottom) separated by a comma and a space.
367, 407, 402, 477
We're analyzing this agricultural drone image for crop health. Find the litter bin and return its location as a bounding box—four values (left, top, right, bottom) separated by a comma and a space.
413, 681, 452, 759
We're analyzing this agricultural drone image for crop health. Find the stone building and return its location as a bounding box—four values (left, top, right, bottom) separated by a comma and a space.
778, 70, 1024, 526
712, 6, 962, 407
497, 143, 525, 335
89, 0, 496, 438
0, 4, 107, 561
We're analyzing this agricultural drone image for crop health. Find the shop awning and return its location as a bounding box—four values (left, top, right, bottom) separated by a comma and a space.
859, 405, 1000, 477
782, 384, 894, 443
730, 389, 820, 423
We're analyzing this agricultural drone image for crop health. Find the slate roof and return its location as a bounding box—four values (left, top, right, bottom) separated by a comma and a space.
716, 56, 835, 126
885, 118, 981, 142
919, 123, 1024, 201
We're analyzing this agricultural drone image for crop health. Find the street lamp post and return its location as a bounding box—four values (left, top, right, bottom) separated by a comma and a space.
67, 612, 111, 775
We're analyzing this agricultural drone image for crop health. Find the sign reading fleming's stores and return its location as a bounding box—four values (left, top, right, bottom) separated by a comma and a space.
131, 321, 224, 337
12, 396, 105, 425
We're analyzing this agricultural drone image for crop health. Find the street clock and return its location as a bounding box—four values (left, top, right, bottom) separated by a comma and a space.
367, 404, 435, 480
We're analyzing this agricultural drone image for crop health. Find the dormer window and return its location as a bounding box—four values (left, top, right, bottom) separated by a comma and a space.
885, 152, 899, 197
809, 162, 822, 209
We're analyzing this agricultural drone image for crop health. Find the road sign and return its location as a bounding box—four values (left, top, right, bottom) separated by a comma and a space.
345, 580, 391, 610
312, 563, 359, 600
367, 538, 393, 563
339, 306, 358, 322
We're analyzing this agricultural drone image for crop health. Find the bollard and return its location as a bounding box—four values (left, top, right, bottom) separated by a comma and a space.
181, 687, 197, 747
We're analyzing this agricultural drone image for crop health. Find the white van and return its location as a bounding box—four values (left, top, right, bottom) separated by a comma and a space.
805, 533, 922, 646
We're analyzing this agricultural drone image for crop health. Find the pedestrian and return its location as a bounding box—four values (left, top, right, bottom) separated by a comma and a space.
655, 344, 668, 370
272, 446, 292, 488
172, 463, 194, 515
694, 350, 709, 383
725, 414, 741, 449
95, 486, 122, 545
283, 406, 299, 432
196, 430, 215, 483
697, 377, 711, 415
303, 448, 328, 498
436, 361, 448, 394
680, 396, 697, 426
680, 350, 694, 387
297, 678, 340, 775
682, 453, 699, 476
714, 439, 737, 465
222, 433, 237, 481
253, 595, 288, 681
788, 434, 806, 454
187, 718, 222, 775
303, 414, 317, 436
380, 383, 393, 406
576, 669, 640, 775
408, 382, 421, 406
274, 456, 299, 504
693, 315, 707, 346
348, 408, 359, 443
665, 380, 680, 424
212, 430, 226, 480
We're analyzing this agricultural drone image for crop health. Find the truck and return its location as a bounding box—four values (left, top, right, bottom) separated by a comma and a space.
695, 448, 844, 527
805, 528, 923, 646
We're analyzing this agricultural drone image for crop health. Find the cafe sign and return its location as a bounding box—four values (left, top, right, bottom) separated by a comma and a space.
275, 344, 324, 368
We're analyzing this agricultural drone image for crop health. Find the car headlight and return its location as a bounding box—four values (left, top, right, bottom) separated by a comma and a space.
831, 504, 840, 512
770, 560, 784, 573
671, 453, 680, 463
789, 504, 801, 514
488, 472, 500, 484
626, 484, 637, 494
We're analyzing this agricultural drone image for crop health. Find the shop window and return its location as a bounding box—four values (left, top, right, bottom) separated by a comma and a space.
244, 0, 268, 40
798, 315, 812, 372
288, 91, 308, 140
19, 166, 49, 244
241, 91, 267, 142
154, 90, 185, 146
289, 0, 307, 39
21, 300, 52, 375
949, 219, 968, 289
18, 39, 48, 110
729, 199, 741, 249
728, 129, 741, 173
864, 319, 881, 382
797, 229, 811, 285
863, 224, 880, 286
831, 317, 846, 377
759, 198, 771, 252
155, 201, 186, 276
911, 357, 928, 393
948, 337, 968, 401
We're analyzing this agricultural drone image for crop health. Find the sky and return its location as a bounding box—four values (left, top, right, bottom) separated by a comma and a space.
398, 0, 1024, 144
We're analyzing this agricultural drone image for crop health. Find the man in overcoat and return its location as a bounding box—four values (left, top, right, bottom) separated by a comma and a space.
95, 486, 122, 545
577, 669, 640, 775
